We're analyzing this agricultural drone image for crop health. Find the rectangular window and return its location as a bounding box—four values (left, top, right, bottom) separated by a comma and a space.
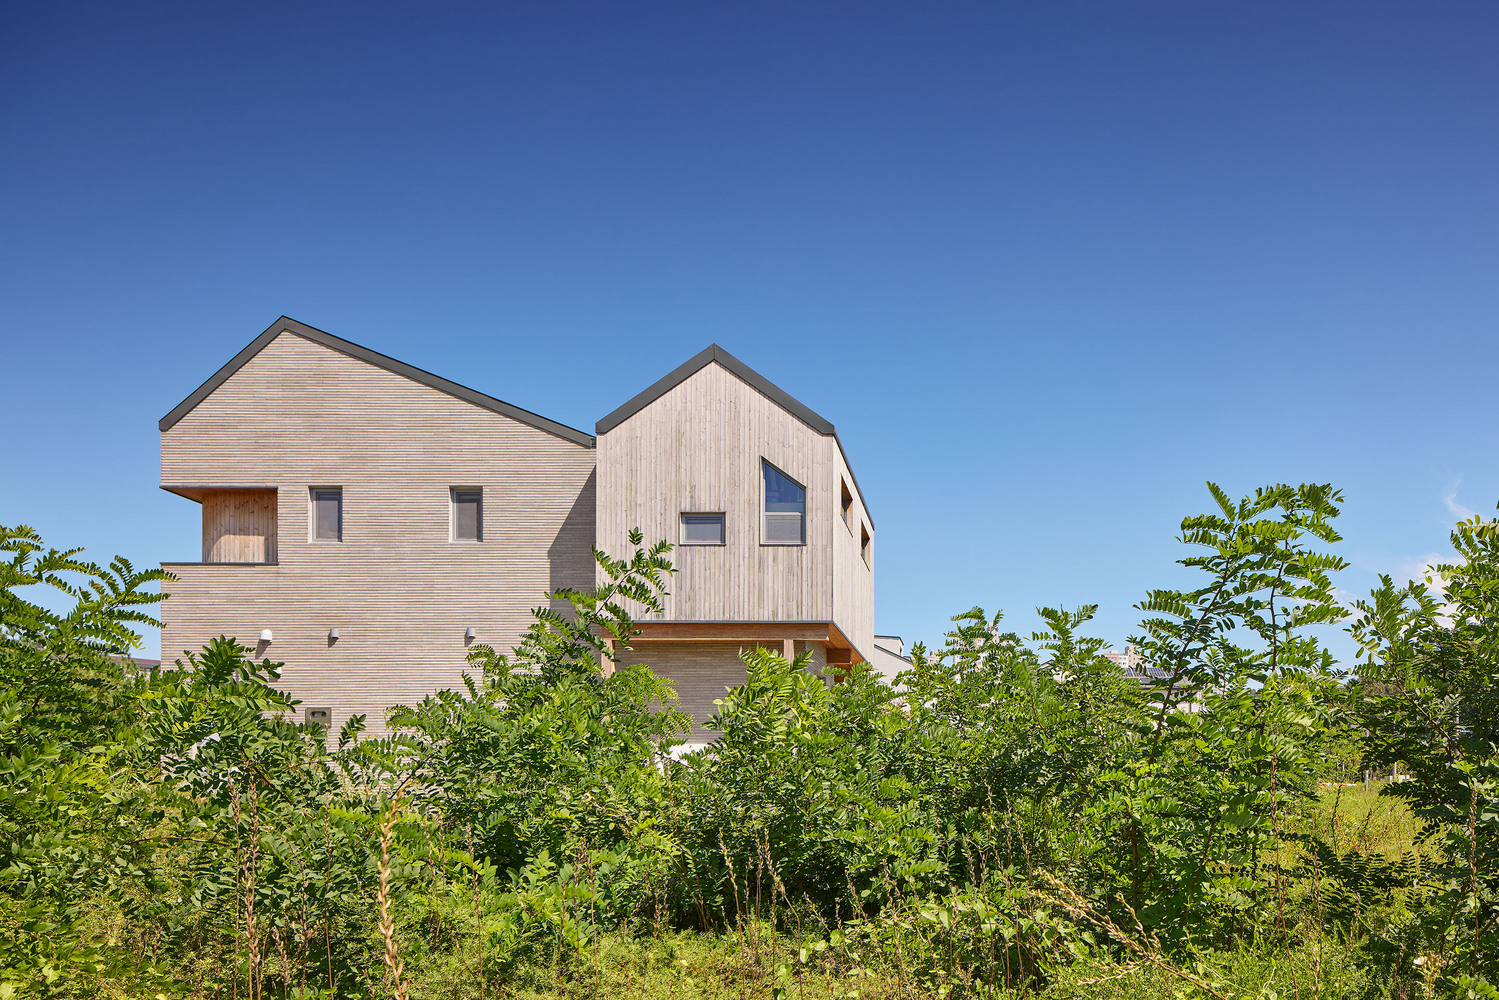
311, 488, 342, 541
861, 523, 872, 566
841, 479, 854, 530
452, 487, 483, 541
680, 512, 726, 545
763, 461, 806, 545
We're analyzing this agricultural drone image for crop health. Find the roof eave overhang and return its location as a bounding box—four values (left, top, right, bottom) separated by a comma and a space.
594, 344, 875, 527
158, 316, 596, 447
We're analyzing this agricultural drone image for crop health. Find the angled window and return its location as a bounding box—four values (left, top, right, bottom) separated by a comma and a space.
861, 523, 872, 566
680, 512, 726, 545
841, 479, 854, 530
311, 488, 342, 541
452, 487, 483, 542
762, 461, 806, 545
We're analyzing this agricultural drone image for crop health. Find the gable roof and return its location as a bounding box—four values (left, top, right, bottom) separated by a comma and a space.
595, 344, 874, 526
158, 316, 596, 447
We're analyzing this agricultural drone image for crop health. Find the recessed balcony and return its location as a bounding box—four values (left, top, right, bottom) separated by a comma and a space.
164, 486, 279, 565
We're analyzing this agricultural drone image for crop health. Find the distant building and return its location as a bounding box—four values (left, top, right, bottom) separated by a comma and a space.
1104, 645, 1172, 685
870, 634, 910, 685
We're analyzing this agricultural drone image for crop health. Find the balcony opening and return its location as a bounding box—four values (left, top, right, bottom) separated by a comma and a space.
200, 488, 279, 563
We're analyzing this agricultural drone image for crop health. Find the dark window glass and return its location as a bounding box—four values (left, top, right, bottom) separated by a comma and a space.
861, 524, 871, 565
453, 488, 482, 541
312, 489, 342, 541
763, 462, 805, 544
681, 513, 725, 545
841, 480, 853, 528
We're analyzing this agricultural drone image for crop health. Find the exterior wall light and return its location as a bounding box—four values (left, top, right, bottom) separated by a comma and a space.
465, 627, 477, 641
259, 629, 273, 643
328, 628, 339, 641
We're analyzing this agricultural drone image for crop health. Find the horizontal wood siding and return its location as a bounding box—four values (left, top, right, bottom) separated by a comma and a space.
160, 332, 596, 736
612, 639, 827, 742
202, 489, 278, 563
596, 363, 835, 623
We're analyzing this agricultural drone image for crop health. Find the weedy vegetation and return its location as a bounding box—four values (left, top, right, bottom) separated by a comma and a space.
1, 484, 1495, 998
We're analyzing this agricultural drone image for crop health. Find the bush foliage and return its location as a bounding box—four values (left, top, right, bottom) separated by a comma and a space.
1, 485, 1495, 998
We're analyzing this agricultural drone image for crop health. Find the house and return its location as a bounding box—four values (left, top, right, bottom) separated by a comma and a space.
159, 317, 876, 741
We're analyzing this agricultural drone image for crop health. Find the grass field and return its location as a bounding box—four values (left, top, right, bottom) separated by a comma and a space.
1319, 784, 1424, 858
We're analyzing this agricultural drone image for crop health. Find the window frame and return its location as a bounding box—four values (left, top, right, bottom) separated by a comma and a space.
860, 522, 872, 567
450, 486, 483, 543
840, 479, 854, 532
679, 512, 727, 546
309, 487, 343, 542
761, 460, 807, 546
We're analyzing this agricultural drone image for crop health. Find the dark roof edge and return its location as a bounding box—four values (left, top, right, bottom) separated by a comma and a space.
595, 344, 835, 436
595, 344, 874, 526
158, 317, 596, 447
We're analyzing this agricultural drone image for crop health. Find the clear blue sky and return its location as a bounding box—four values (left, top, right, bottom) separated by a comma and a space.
3, 2, 1496, 662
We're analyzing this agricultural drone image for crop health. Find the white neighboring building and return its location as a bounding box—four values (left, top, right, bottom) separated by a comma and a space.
870, 634, 910, 685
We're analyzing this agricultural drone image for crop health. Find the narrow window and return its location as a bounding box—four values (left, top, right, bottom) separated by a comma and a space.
311, 488, 342, 541
860, 523, 871, 566
840, 479, 854, 529
763, 461, 806, 545
680, 512, 726, 545
452, 487, 482, 541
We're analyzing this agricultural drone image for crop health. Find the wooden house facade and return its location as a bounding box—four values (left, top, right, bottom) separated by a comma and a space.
159, 317, 875, 741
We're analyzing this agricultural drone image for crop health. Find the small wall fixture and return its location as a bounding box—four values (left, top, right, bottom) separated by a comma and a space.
328, 628, 339, 641
465, 627, 477, 641
259, 629, 273, 643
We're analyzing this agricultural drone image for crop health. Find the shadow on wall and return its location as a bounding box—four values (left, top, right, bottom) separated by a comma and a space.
548, 469, 597, 616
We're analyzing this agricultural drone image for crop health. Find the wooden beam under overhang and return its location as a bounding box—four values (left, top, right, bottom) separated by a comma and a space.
161, 484, 278, 503
626, 621, 867, 666
629, 621, 832, 643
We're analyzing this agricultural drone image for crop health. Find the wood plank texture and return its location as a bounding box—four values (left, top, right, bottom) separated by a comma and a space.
597, 360, 874, 658
201, 489, 278, 563
831, 446, 875, 658
597, 362, 834, 623
630, 621, 832, 642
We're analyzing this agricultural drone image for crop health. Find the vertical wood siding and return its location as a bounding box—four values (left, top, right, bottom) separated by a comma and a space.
830, 447, 875, 658
160, 332, 596, 737
201, 489, 278, 563
596, 363, 836, 624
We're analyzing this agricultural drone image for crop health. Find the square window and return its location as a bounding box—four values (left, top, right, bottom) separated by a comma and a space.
452, 487, 482, 541
763, 461, 806, 545
681, 512, 726, 545
311, 488, 342, 541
